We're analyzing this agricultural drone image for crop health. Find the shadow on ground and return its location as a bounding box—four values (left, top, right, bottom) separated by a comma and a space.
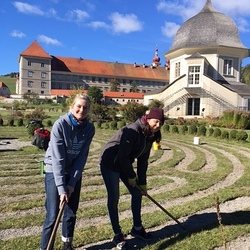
82, 210, 250, 250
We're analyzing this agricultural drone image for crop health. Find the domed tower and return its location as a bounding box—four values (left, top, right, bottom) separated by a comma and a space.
151, 48, 161, 67
169, 0, 247, 52
165, 0, 249, 83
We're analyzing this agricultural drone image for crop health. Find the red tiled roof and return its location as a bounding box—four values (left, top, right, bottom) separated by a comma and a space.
19, 40, 52, 59
20, 40, 169, 81
104, 92, 144, 99
51, 56, 169, 81
50, 89, 87, 96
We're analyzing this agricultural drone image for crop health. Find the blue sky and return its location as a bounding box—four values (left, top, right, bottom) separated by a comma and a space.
1, 0, 250, 75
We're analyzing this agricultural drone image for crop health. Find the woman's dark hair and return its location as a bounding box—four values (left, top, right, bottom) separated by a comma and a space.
154, 130, 162, 143
143, 124, 161, 142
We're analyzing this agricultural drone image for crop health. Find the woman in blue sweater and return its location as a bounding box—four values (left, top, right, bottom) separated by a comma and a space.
100, 108, 164, 249
40, 94, 95, 250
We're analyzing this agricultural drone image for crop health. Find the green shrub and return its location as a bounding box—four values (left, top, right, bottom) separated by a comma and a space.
162, 124, 170, 133
171, 125, 179, 134
229, 130, 237, 140
213, 128, 221, 138
180, 125, 188, 134
8, 118, 15, 126
94, 121, 102, 129
236, 130, 248, 141
110, 121, 117, 130
221, 130, 229, 139
208, 127, 214, 136
102, 122, 109, 129
188, 124, 197, 135
46, 120, 53, 127
197, 125, 207, 136
26, 123, 41, 137
117, 121, 126, 129
17, 118, 24, 126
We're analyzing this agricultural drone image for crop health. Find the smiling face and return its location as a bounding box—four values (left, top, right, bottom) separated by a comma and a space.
147, 118, 162, 133
70, 95, 91, 121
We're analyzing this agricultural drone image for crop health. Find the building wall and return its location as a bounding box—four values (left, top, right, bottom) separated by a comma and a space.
18, 56, 51, 95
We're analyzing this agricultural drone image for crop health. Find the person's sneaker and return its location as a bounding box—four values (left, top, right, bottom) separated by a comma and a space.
130, 226, 152, 240
63, 242, 74, 250
112, 233, 128, 249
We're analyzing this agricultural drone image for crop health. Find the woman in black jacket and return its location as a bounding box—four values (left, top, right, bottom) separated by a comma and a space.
100, 108, 164, 249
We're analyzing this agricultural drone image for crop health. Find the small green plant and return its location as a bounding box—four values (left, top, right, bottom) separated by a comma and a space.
162, 124, 170, 133
46, 120, 53, 127
17, 118, 24, 127
208, 127, 214, 136
213, 128, 222, 138
229, 129, 237, 140
102, 122, 109, 129
117, 121, 126, 129
8, 118, 15, 126
198, 125, 207, 136
180, 125, 188, 134
236, 130, 248, 141
171, 125, 179, 134
109, 121, 117, 130
94, 121, 102, 129
221, 130, 229, 139
188, 124, 197, 135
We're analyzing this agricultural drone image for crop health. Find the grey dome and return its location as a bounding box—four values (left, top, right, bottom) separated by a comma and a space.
169, 0, 246, 52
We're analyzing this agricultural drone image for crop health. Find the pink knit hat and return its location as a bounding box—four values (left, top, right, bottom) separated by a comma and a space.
147, 108, 164, 124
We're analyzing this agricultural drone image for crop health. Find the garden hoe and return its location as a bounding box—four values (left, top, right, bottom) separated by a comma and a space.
136, 185, 186, 230
46, 200, 66, 250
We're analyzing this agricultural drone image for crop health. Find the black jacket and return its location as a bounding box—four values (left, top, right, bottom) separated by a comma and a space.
100, 118, 157, 186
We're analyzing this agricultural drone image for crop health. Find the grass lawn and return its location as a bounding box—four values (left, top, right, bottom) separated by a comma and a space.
0, 76, 16, 94
1, 125, 250, 249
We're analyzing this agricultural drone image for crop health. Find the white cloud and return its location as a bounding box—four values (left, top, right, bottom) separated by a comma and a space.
161, 22, 180, 38
156, 0, 250, 36
47, 8, 57, 17
37, 35, 62, 46
10, 30, 26, 38
213, 0, 250, 17
109, 12, 143, 34
236, 17, 250, 33
156, 1, 203, 21
88, 21, 110, 29
66, 9, 89, 23
13, 2, 44, 15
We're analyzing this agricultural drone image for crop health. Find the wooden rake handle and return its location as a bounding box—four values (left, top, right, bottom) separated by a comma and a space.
135, 185, 186, 230
46, 200, 66, 250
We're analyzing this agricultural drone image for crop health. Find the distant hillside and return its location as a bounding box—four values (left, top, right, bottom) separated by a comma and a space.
0, 76, 16, 94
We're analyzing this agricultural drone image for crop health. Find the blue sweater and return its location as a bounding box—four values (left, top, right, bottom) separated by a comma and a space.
44, 112, 95, 195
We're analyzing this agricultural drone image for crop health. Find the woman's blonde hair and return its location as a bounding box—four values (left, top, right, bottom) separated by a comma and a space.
72, 93, 91, 106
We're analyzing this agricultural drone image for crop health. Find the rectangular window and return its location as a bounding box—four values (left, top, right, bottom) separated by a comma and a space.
28, 61, 32, 66
28, 71, 33, 77
41, 72, 46, 78
188, 66, 200, 84
41, 63, 45, 67
175, 62, 180, 77
41, 82, 46, 88
223, 59, 233, 75
28, 81, 33, 87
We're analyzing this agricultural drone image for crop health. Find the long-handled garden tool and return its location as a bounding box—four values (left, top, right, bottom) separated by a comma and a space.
136, 185, 186, 230
46, 200, 66, 250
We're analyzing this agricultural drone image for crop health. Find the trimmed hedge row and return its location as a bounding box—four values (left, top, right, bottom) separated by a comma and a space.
162, 124, 248, 141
